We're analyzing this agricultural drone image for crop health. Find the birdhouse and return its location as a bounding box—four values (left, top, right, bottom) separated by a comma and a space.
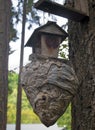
25, 21, 68, 58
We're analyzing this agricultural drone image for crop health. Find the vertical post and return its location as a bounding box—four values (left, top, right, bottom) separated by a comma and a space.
16, 0, 26, 130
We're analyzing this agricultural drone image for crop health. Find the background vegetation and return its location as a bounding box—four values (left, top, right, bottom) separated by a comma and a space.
7, 71, 71, 130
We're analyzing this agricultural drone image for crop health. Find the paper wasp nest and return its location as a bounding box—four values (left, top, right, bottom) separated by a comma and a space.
21, 55, 78, 127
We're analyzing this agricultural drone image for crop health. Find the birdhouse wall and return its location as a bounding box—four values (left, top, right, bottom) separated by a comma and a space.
41, 34, 62, 57
33, 35, 41, 55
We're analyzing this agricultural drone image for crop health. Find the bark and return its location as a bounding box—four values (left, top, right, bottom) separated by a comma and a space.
0, 0, 11, 130
68, 0, 95, 130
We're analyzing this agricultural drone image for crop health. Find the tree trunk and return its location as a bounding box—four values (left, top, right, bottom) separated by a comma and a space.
68, 0, 95, 130
0, 0, 11, 130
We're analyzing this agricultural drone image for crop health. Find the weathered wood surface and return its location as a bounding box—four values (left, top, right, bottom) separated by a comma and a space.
21, 55, 78, 127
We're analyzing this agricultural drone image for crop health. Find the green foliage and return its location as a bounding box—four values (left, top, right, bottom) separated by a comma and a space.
8, 71, 18, 94
57, 105, 71, 130
7, 103, 16, 123
7, 98, 41, 124
21, 109, 41, 124
59, 41, 69, 59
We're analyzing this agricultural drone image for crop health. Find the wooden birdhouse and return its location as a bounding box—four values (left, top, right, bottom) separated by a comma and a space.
25, 21, 68, 58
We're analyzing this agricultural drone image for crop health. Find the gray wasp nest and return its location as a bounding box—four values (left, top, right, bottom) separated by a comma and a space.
21, 55, 78, 127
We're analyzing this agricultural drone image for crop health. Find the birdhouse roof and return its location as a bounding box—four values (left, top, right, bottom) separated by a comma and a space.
25, 21, 68, 47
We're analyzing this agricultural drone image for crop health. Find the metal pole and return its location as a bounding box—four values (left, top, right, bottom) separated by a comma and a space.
16, 0, 26, 130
